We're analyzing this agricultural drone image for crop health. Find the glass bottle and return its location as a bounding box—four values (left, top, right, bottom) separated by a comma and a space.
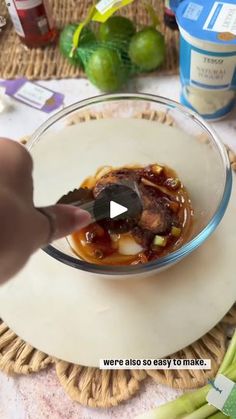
5, 0, 57, 48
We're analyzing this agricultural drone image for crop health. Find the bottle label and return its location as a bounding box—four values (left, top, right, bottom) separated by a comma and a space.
37, 16, 50, 34
6, 0, 53, 37
14, 0, 43, 10
6, 0, 25, 36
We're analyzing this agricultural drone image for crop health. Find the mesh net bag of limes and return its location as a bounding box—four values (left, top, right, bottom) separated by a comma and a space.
59, 1, 165, 92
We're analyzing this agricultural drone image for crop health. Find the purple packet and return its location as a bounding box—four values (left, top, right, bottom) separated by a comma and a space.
0, 78, 64, 113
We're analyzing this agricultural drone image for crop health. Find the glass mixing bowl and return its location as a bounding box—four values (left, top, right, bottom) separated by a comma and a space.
28, 93, 232, 277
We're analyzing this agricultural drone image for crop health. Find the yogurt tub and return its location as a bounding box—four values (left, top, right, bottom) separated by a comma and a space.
169, 0, 184, 12
176, 0, 236, 120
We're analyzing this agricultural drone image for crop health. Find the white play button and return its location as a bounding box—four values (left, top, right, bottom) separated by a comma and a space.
93, 184, 143, 233
110, 201, 128, 219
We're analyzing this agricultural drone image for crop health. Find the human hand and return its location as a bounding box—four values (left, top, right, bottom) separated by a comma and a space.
0, 138, 91, 283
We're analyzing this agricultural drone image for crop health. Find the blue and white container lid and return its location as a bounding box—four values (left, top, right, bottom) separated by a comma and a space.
169, 0, 184, 13
177, 0, 236, 46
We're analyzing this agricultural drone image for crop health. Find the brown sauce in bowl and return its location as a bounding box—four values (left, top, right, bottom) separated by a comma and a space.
70, 164, 194, 266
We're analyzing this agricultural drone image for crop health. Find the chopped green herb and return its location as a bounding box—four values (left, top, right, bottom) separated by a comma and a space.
153, 235, 167, 247
171, 226, 181, 238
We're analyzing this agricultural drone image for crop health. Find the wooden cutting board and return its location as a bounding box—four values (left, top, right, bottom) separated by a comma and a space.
0, 180, 235, 367
0, 117, 235, 367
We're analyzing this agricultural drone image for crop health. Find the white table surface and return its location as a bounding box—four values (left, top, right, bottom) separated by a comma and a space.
0, 75, 235, 419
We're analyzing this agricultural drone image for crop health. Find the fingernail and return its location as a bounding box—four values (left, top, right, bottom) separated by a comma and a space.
74, 208, 92, 229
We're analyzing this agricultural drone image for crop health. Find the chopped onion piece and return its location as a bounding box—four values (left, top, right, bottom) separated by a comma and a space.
171, 226, 181, 238
118, 235, 143, 255
110, 233, 120, 242
151, 164, 163, 175
141, 177, 176, 198
95, 166, 112, 180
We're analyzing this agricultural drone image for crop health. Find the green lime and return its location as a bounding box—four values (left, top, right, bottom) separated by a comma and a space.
85, 47, 127, 92
59, 24, 96, 67
99, 16, 136, 43
129, 27, 165, 71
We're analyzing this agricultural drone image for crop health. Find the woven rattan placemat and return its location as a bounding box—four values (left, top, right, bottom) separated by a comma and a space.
0, 307, 235, 408
0, 0, 179, 80
0, 109, 236, 408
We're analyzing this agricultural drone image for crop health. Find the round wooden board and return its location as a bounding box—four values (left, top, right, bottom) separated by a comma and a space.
0, 178, 235, 367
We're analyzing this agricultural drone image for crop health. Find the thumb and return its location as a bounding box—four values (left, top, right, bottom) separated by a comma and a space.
34, 204, 91, 248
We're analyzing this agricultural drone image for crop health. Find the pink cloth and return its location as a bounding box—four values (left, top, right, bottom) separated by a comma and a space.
0, 368, 182, 418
